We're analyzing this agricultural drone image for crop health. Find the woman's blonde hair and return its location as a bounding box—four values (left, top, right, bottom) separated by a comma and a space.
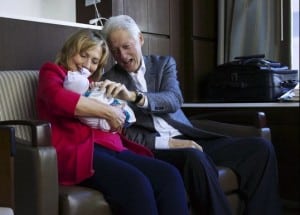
55, 29, 109, 81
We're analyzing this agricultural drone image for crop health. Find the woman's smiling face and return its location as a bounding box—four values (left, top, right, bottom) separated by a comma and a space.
69, 44, 103, 74
107, 29, 144, 73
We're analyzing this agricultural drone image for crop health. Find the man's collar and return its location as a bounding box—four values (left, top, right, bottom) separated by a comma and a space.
130, 58, 146, 77
139, 59, 146, 75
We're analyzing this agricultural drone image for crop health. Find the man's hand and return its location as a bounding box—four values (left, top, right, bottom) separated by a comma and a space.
168, 138, 203, 151
100, 79, 135, 102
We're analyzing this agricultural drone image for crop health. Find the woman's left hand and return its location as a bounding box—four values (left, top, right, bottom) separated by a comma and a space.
106, 104, 126, 132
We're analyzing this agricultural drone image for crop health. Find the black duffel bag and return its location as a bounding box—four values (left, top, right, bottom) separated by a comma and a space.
204, 54, 299, 102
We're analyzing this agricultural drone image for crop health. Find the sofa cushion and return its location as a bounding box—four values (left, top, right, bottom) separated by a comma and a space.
59, 186, 111, 215
0, 70, 39, 141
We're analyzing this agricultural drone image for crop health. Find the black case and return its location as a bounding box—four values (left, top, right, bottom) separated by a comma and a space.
204, 56, 299, 102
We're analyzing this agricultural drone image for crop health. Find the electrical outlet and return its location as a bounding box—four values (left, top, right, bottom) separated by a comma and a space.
85, 0, 101, 7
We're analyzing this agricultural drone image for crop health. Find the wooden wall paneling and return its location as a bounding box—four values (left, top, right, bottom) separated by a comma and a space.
193, 40, 216, 101
182, 0, 194, 102
147, 0, 170, 35
143, 34, 170, 56
123, 0, 148, 32
169, 0, 185, 99
141, 35, 149, 55
0, 18, 81, 70
123, 0, 170, 35
109, 1, 124, 16
193, 0, 217, 38
182, 0, 218, 102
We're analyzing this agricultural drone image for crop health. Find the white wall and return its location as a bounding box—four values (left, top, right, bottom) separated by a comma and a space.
0, 0, 76, 22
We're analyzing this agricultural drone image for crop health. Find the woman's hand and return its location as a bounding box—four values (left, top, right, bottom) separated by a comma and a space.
168, 138, 203, 151
75, 96, 125, 132
106, 105, 126, 132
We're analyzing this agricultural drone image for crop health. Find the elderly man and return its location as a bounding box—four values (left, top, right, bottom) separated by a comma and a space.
100, 14, 282, 215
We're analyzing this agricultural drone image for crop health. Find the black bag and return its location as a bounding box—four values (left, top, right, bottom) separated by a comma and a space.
204, 55, 299, 102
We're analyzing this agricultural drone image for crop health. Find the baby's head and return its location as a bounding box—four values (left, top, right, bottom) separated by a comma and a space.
64, 68, 91, 95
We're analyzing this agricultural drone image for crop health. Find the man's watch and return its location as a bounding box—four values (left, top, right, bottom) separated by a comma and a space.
133, 90, 144, 104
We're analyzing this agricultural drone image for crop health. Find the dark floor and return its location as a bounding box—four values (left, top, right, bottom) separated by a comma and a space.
284, 209, 300, 215
283, 202, 300, 215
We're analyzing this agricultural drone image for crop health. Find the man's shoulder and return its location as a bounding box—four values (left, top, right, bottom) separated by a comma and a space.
144, 55, 176, 70
144, 55, 174, 63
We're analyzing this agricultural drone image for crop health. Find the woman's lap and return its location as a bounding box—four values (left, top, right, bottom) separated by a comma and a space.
80, 144, 188, 215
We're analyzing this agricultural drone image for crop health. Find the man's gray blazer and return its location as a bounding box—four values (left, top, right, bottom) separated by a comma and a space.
101, 55, 223, 149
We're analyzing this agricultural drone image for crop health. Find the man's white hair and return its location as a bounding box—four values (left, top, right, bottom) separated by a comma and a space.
102, 15, 141, 41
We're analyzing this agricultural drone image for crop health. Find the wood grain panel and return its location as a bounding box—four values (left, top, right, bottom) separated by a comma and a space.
0, 17, 85, 70
193, 0, 217, 38
148, 0, 170, 35
143, 34, 170, 56
191, 40, 216, 101
124, 0, 148, 32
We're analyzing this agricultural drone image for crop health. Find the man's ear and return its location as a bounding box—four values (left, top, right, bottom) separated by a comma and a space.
139, 32, 144, 46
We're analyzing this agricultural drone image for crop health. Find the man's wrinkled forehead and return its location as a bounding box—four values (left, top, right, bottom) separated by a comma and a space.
108, 29, 135, 46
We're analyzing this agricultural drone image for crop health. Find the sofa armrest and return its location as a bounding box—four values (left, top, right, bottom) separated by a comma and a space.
189, 111, 271, 141
0, 120, 51, 146
0, 127, 15, 210
0, 120, 59, 215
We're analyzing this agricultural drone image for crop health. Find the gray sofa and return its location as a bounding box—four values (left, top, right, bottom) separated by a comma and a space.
0, 70, 271, 215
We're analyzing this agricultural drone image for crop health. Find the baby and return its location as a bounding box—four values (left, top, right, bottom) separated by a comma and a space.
63, 68, 136, 131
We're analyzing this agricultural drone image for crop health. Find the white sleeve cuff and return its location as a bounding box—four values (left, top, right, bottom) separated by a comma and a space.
155, 136, 170, 149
